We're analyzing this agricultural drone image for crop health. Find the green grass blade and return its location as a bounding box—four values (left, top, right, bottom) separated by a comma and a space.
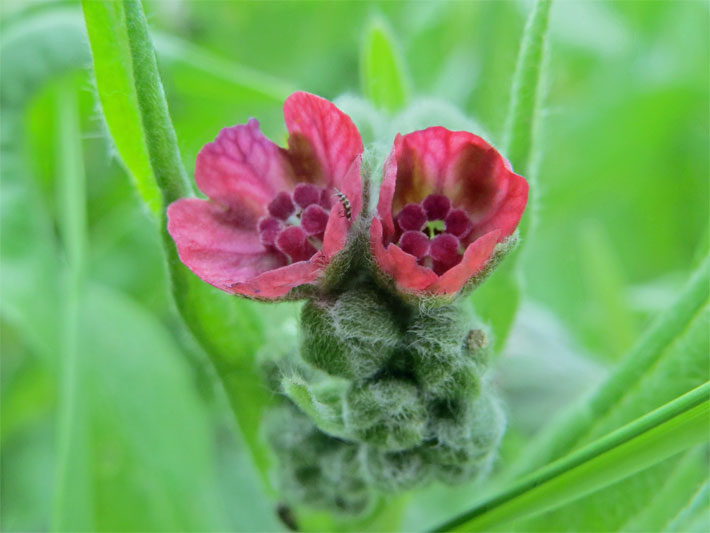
361, 16, 409, 113
515, 256, 710, 475
432, 383, 710, 532
51, 79, 92, 532
471, 0, 552, 351
618, 446, 709, 532
82, 0, 275, 485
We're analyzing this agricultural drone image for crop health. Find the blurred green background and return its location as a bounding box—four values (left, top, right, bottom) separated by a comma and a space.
1, 0, 707, 531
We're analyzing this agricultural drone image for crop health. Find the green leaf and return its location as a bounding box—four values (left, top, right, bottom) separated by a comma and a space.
514, 256, 709, 474
471, 0, 552, 351
82, 0, 275, 485
431, 383, 710, 532
82, 283, 231, 532
510, 256, 710, 531
503, 0, 552, 177
81, 1, 164, 214
578, 221, 637, 360
0, 7, 87, 363
361, 16, 409, 113
618, 446, 709, 532
51, 77, 92, 533
666, 481, 710, 533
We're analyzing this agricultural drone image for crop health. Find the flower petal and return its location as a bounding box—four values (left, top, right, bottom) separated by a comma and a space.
230, 259, 322, 299
469, 170, 528, 242
167, 198, 287, 294
369, 218, 437, 292
428, 230, 500, 295
283, 91, 363, 190
195, 118, 294, 220
322, 202, 349, 259
376, 142, 399, 240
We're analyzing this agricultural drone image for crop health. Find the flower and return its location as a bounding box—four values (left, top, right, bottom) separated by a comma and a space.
167, 92, 363, 299
370, 126, 528, 298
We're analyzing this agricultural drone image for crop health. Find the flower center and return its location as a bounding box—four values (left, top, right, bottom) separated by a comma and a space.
395, 194, 474, 275
258, 184, 333, 263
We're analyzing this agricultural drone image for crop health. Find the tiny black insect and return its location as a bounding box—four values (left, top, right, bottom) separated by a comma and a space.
334, 189, 352, 220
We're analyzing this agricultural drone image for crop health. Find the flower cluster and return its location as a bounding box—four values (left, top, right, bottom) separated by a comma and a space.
167, 92, 527, 514
168, 92, 527, 302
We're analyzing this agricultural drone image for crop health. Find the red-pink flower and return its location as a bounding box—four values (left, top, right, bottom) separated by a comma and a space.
167, 92, 363, 299
370, 127, 528, 298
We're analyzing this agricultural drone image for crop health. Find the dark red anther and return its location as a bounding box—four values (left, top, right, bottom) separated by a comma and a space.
430, 233, 461, 265
301, 204, 330, 236
397, 203, 427, 232
275, 226, 316, 263
268, 191, 295, 220
399, 231, 430, 259
257, 216, 282, 246
293, 184, 321, 209
422, 194, 451, 221
445, 209, 473, 238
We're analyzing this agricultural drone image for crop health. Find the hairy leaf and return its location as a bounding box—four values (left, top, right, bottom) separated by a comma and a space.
82, 0, 274, 484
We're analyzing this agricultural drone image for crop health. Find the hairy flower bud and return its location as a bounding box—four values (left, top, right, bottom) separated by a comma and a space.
344, 378, 427, 451
362, 447, 430, 492
406, 305, 485, 399
300, 288, 402, 379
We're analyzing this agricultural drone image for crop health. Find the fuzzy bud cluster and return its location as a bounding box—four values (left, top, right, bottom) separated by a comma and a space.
263, 263, 506, 515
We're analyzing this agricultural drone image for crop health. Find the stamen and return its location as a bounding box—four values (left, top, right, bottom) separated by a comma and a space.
397, 204, 427, 232
445, 209, 473, 238
257, 216, 282, 246
268, 191, 295, 220
430, 233, 461, 265
293, 184, 321, 209
422, 194, 451, 221
276, 226, 316, 263
399, 231, 430, 259
301, 204, 329, 235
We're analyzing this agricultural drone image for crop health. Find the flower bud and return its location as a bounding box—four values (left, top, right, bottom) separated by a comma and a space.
300, 288, 402, 380
362, 447, 430, 492
265, 406, 373, 515
425, 391, 505, 484
406, 305, 484, 399
344, 378, 427, 451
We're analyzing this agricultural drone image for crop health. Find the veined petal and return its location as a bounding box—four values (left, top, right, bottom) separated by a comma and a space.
229, 259, 322, 299
469, 170, 528, 242
283, 91, 363, 191
167, 198, 286, 293
195, 118, 294, 220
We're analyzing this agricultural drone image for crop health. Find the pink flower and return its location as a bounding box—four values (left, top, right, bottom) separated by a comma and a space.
370, 127, 528, 298
167, 92, 363, 299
